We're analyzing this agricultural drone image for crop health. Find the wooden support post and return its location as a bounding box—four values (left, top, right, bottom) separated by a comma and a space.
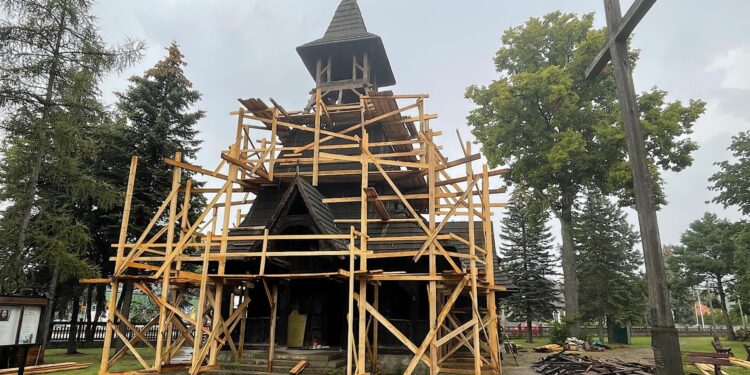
209, 143, 238, 366
372, 283, 379, 373
425, 103, 439, 375
191, 236, 212, 375
313, 89, 321, 186
356, 123, 369, 374
99, 156, 137, 375
346, 227, 356, 375
466, 143, 481, 374
483, 164, 502, 373
238, 284, 250, 358
267, 284, 278, 372
155, 152, 182, 371
269, 109, 278, 181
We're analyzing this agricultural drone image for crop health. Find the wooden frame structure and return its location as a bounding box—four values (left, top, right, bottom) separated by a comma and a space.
88, 93, 509, 375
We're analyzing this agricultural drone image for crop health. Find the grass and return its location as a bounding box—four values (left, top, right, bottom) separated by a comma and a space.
513, 336, 750, 374
44, 347, 155, 375
42, 337, 749, 374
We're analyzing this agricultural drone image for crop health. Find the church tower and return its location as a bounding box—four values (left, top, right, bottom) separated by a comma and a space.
297, 0, 395, 107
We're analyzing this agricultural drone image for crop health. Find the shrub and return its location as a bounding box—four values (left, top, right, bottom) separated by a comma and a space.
735, 328, 750, 341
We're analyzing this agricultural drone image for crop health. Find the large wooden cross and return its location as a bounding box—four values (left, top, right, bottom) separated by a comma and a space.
586, 1, 683, 375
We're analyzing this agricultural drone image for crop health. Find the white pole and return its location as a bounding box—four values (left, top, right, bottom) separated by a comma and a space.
739, 298, 747, 329
695, 288, 705, 329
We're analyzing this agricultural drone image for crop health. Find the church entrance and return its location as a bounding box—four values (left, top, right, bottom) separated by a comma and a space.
276, 225, 346, 349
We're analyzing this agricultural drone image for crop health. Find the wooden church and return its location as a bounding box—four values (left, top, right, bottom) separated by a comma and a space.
94, 1, 515, 374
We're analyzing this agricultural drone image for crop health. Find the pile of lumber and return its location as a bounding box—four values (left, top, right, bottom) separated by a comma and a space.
729, 356, 750, 369
533, 344, 563, 353
0, 362, 90, 374
693, 363, 727, 375
532, 352, 654, 374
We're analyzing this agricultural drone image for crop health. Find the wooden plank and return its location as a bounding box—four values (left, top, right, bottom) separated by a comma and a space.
288, 360, 308, 375
267, 285, 278, 372
313, 89, 321, 186
100, 156, 137, 373
363, 187, 390, 221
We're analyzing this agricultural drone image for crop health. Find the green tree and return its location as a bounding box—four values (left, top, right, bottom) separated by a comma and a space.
734, 222, 750, 314
499, 189, 560, 343
710, 131, 750, 215
111, 43, 206, 347
671, 213, 739, 340
115, 42, 206, 236
0, 0, 143, 288
664, 245, 704, 326
574, 191, 645, 342
465, 11, 705, 335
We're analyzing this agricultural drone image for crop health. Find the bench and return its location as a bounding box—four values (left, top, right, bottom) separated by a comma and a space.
687, 352, 732, 375
711, 339, 733, 356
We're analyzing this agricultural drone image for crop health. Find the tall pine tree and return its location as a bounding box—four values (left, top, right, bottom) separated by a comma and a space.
574, 191, 645, 342
0, 0, 143, 288
500, 189, 560, 343
110, 43, 206, 343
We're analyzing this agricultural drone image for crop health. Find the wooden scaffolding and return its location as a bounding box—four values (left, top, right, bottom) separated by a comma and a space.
88, 92, 509, 375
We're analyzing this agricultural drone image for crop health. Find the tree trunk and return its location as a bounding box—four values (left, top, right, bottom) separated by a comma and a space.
40, 263, 59, 354
85, 285, 93, 342
606, 315, 615, 344
526, 319, 533, 343
115, 283, 134, 351
556, 191, 580, 338
67, 288, 81, 354
597, 318, 605, 343
716, 276, 735, 340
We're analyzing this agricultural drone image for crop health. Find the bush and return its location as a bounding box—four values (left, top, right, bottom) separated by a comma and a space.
549, 321, 569, 346
735, 328, 750, 341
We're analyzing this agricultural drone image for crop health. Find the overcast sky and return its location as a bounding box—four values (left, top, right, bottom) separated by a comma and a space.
92, 0, 747, 247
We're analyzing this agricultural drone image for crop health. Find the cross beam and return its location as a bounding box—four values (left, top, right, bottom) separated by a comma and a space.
586, 1, 683, 374
586, 0, 656, 79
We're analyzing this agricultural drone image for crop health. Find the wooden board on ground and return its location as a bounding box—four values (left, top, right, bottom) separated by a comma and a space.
289, 360, 308, 374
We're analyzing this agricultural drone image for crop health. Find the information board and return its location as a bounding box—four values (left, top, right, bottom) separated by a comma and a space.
18, 306, 41, 344
0, 305, 22, 345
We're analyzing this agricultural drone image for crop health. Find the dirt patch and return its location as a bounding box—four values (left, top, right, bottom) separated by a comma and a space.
501, 347, 655, 375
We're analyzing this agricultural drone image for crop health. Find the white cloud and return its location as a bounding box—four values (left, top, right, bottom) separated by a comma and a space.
709, 46, 750, 89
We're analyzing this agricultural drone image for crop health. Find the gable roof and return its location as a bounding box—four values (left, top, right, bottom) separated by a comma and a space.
231, 175, 346, 251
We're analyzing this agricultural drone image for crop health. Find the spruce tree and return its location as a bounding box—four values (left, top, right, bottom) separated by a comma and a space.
500, 189, 560, 343
115, 42, 206, 237
111, 43, 206, 346
574, 191, 645, 342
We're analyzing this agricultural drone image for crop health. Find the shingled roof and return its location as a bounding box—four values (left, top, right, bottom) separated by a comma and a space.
310, 0, 376, 45
297, 0, 395, 87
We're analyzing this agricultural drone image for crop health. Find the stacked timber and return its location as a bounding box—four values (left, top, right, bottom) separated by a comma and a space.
532, 352, 654, 374
0, 362, 90, 374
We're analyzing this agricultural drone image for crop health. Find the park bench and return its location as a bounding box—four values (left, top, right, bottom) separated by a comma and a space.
687, 352, 732, 375
711, 338, 733, 356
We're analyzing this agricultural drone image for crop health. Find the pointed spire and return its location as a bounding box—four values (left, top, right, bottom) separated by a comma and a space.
321, 0, 371, 42
296, 0, 395, 88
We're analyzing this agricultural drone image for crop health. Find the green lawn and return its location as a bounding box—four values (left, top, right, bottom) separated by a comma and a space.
44, 347, 155, 375
514, 336, 749, 374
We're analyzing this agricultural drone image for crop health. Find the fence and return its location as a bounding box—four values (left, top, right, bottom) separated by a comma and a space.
50, 318, 430, 348
50, 320, 730, 344
501, 325, 731, 339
